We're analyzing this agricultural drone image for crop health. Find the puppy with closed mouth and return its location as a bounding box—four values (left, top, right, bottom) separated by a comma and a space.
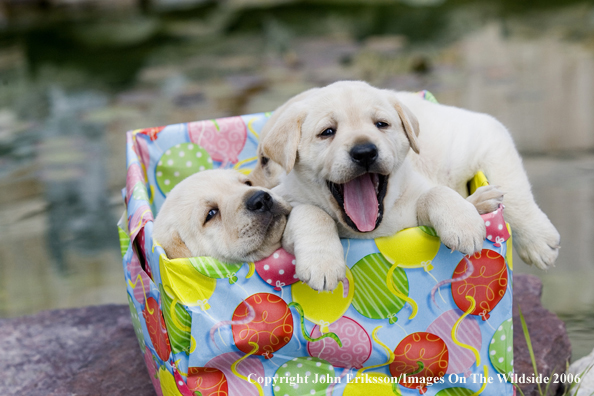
252, 81, 560, 291
153, 169, 292, 264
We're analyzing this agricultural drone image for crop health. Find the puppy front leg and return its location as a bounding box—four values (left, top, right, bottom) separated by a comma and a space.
282, 204, 346, 291
417, 186, 486, 255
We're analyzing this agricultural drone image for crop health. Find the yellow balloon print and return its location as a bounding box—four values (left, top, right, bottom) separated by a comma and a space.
375, 227, 440, 270
159, 367, 184, 396
291, 267, 355, 333
159, 254, 217, 309
505, 223, 513, 271
343, 373, 401, 396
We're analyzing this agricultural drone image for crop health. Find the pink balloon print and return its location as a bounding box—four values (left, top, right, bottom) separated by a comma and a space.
205, 352, 265, 396
426, 310, 482, 377
134, 135, 152, 175
307, 316, 372, 369
481, 204, 510, 247
173, 364, 194, 396
126, 163, 145, 204
254, 248, 298, 291
144, 346, 164, 396
187, 117, 247, 165
127, 252, 151, 305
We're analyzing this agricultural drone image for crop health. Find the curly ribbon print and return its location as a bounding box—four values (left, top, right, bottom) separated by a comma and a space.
342, 277, 350, 298
452, 295, 481, 367
233, 156, 258, 175
246, 262, 255, 279
387, 264, 418, 320
231, 342, 264, 396
431, 256, 475, 306
356, 326, 395, 377
470, 365, 489, 396
196, 299, 211, 311
128, 274, 153, 314
248, 117, 259, 139
288, 302, 343, 347
129, 208, 152, 237
210, 300, 256, 349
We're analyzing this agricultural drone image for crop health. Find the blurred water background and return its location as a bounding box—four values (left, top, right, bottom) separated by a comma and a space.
0, 0, 593, 360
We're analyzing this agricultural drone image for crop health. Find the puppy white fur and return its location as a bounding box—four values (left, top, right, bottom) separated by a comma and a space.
153, 169, 291, 263
252, 81, 560, 290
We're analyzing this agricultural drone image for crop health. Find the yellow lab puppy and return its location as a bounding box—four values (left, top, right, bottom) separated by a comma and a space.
252, 81, 560, 291
154, 169, 291, 264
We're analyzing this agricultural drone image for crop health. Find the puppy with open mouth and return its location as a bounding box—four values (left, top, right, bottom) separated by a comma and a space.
252, 81, 560, 291
153, 169, 292, 264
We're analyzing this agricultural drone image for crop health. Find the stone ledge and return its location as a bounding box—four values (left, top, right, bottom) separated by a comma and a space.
0, 274, 571, 396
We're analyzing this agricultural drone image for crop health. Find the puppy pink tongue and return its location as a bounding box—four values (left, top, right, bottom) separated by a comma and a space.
343, 173, 378, 232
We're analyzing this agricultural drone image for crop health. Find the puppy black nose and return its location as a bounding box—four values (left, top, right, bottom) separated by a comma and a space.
246, 190, 273, 212
350, 143, 378, 168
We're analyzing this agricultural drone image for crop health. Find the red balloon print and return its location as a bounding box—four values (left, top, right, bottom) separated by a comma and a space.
451, 249, 508, 321
136, 227, 152, 279
136, 125, 166, 141
254, 248, 298, 291
389, 332, 449, 395
187, 116, 247, 165
231, 293, 293, 359
187, 367, 229, 396
143, 297, 171, 362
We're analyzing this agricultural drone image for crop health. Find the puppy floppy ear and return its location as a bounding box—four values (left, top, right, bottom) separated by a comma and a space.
161, 229, 192, 259
260, 106, 305, 174
392, 97, 420, 154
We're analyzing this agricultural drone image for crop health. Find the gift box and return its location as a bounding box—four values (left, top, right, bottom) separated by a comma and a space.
119, 92, 514, 396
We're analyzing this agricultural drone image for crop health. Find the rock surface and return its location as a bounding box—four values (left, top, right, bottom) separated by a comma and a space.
0, 305, 154, 396
0, 274, 571, 396
513, 273, 572, 396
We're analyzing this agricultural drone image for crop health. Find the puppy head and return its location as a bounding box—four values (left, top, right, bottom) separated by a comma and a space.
259, 81, 420, 233
249, 87, 320, 188
153, 169, 292, 263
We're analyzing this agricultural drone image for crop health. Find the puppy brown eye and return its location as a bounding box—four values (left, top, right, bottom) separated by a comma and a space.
375, 121, 389, 129
261, 156, 269, 166
319, 128, 336, 138
244, 180, 252, 186
205, 208, 218, 223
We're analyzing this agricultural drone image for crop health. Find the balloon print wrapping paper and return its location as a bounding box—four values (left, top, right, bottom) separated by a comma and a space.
121, 94, 514, 396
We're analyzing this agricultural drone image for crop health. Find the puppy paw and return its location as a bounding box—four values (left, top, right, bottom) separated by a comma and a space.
432, 202, 486, 256
515, 219, 560, 270
467, 185, 505, 214
295, 251, 346, 292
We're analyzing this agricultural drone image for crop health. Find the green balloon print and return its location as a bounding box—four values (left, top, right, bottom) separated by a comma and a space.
156, 143, 212, 195
435, 388, 475, 396
489, 318, 513, 379
189, 257, 243, 284
118, 226, 130, 258
132, 182, 149, 202
351, 253, 409, 324
273, 357, 335, 396
127, 294, 145, 352
160, 284, 191, 355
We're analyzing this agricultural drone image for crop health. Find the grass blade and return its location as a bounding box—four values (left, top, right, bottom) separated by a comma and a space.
544, 366, 557, 396
518, 305, 543, 395
513, 382, 527, 396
